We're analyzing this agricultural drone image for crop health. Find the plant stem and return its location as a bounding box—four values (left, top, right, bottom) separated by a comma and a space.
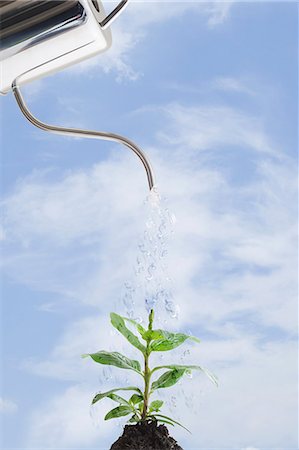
141, 309, 154, 420
141, 346, 150, 419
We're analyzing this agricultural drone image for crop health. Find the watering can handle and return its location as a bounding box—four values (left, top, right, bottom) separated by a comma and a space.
100, 0, 129, 29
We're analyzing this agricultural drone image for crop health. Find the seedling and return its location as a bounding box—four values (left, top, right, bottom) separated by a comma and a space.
82, 309, 217, 432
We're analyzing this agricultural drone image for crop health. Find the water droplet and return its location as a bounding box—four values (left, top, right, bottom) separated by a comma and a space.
165, 300, 180, 319
138, 243, 147, 253
185, 395, 193, 408
146, 263, 156, 281
124, 281, 133, 291
160, 249, 168, 258
145, 296, 156, 311
186, 370, 193, 379
103, 367, 112, 381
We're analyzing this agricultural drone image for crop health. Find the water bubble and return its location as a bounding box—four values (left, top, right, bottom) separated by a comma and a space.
146, 218, 155, 229
145, 296, 156, 311
123, 292, 133, 309
146, 263, 156, 281
165, 300, 180, 319
128, 309, 135, 318
186, 370, 193, 379
168, 211, 177, 227
138, 242, 147, 253
181, 349, 190, 362
171, 396, 177, 408
185, 395, 194, 408
160, 249, 168, 258
103, 367, 112, 381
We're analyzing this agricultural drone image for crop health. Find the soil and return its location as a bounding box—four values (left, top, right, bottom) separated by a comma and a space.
109, 420, 183, 450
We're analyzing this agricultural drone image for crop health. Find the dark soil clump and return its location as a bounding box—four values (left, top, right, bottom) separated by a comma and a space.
110, 420, 183, 450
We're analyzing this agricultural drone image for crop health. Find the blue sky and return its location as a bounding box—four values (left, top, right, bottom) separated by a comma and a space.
0, 1, 298, 449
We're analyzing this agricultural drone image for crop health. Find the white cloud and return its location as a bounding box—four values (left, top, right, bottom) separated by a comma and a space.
242, 448, 260, 450
66, 2, 234, 81
26, 384, 119, 448
155, 103, 277, 155
67, 25, 141, 82
212, 76, 257, 96
0, 398, 18, 414
121, 1, 233, 29
0, 225, 6, 241
22, 315, 139, 382
172, 339, 297, 449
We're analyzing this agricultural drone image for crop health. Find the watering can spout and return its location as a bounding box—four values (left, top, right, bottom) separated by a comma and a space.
12, 77, 155, 191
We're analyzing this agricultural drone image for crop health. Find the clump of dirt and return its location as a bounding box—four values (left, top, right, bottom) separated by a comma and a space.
109, 420, 183, 450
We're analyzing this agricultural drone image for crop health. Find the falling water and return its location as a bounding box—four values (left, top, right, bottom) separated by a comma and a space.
121, 187, 179, 323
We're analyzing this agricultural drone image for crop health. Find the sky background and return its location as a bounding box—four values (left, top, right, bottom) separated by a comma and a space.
0, 1, 298, 449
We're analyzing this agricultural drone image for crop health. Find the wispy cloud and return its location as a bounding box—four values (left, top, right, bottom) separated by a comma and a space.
155, 103, 278, 155
26, 384, 118, 448
66, 2, 234, 82
212, 76, 257, 96
0, 397, 18, 414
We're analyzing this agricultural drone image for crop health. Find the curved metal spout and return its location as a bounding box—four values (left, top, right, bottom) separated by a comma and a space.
12, 78, 155, 191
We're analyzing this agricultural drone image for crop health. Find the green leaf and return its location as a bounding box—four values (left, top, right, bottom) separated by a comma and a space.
154, 413, 191, 433
152, 364, 218, 386
149, 399, 163, 412
92, 387, 142, 405
123, 317, 146, 336
87, 351, 142, 374
149, 331, 200, 352
142, 329, 164, 341
129, 394, 143, 405
107, 393, 131, 406
151, 368, 186, 390
104, 405, 132, 420
155, 418, 175, 427
138, 401, 144, 412
110, 313, 146, 353
128, 414, 139, 423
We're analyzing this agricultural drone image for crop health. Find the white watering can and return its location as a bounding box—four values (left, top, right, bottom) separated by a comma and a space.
0, 0, 155, 190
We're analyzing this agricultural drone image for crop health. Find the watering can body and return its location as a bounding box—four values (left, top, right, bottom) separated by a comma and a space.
0, 0, 121, 94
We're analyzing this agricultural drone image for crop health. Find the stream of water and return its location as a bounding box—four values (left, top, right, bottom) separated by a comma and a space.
120, 187, 179, 323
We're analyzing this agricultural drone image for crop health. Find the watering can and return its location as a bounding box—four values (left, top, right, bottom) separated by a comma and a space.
0, 0, 155, 190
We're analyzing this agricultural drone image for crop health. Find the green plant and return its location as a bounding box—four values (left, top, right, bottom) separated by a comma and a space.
82, 309, 217, 432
